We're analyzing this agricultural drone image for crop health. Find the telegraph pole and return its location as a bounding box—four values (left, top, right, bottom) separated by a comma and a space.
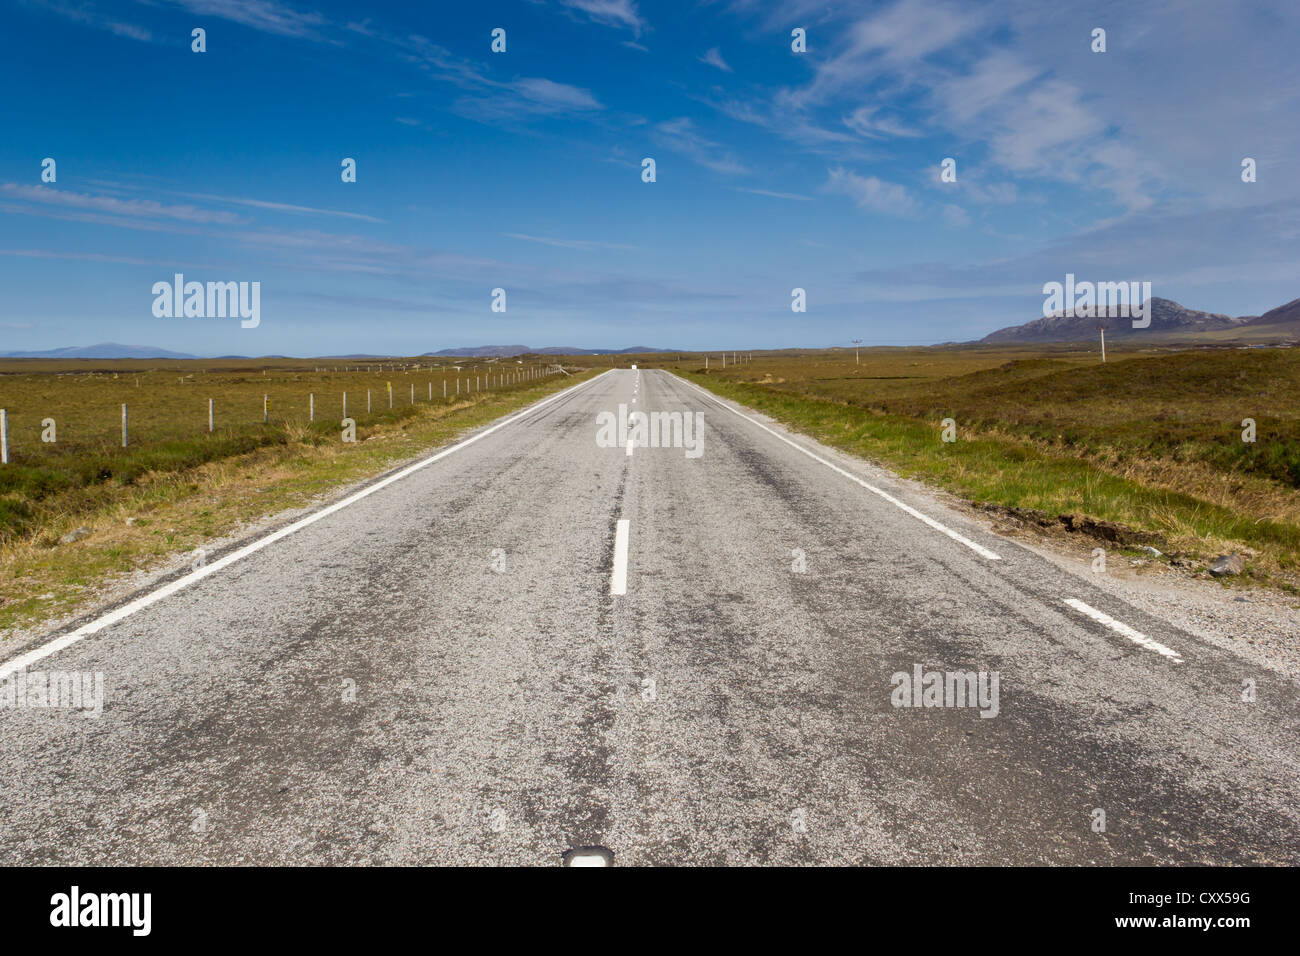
852, 339, 863, 365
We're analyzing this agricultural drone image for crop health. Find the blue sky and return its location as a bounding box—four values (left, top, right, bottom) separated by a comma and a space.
2, 0, 1298, 355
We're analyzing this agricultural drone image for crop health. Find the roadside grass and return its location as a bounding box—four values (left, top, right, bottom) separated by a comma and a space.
0, 364, 590, 635
0, 358, 552, 538
669, 346, 1300, 590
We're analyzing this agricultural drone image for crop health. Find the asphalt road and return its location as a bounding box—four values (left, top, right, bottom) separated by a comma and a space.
2, 368, 1298, 865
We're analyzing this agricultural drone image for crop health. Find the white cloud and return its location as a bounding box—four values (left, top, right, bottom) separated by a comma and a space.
511, 77, 603, 112
942, 204, 971, 228
788, 0, 987, 108
161, 0, 328, 39
843, 105, 921, 139
175, 192, 386, 223
27, 1, 154, 41
505, 233, 636, 251
0, 184, 244, 224
700, 47, 732, 72
561, 0, 646, 36
823, 167, 917, 217
734, 188, 813, 201
654, 118, 748, 176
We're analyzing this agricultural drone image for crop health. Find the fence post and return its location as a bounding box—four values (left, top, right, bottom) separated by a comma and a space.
310, 393, 314, 422
208, 398, 214, 432
0, 408, 8, 464
343, 391, 348, 417
367, 390, 371, 413
411, 383, 414, 404
122, 403, 128, 447
264, 394, 268, 423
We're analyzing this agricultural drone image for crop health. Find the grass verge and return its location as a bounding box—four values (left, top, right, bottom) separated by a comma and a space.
678, 367, 1300, 592
0, 370, 596, 636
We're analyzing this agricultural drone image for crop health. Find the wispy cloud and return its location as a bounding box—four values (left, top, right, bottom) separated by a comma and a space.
941, 204, 971, 228
0, 248, 206, 267
0, 184, 245, 224
505, 233, 636, 252
560, 0, 647, 36
699, 47, 732, 72
654, 118, 747, 176
823, 167, 916, 217
842, 105, 920, 139
160, 0, 328, 40
786, 0, 987, 109
24, 0, 153, 41
176, 192, 385, 223
511, 77, 603, 112
378, 31, 605, 125
451, 77, 604, 125
734, 188, 812, 201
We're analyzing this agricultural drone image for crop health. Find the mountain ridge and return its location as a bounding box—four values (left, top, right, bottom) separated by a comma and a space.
979, 296, 1299, 344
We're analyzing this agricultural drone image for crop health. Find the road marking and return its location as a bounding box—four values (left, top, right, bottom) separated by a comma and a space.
611, 519, 630, 595
562, 845, 614, 866
673, 374, 1001, 561
0, 371, 611, 680
1063, 598, 1183, 663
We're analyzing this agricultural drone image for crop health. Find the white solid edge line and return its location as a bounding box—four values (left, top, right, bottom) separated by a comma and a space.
1063, 598, 1183, 663
611, 519, 630, 595
672, 373, 1001, 561
0, 370, 612, 680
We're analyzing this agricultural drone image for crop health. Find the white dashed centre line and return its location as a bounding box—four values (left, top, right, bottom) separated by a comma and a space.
1063, 598, 1183, 663
611, 519, 630, 595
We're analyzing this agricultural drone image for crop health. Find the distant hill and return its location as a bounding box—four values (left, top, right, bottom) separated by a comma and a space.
424, 344, 664, 357
1, 342, 198, 359
979, 296, 1300, 344
1240, 297, 1300, 328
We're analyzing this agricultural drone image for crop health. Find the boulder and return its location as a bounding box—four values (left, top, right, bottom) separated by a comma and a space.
1208, 554, 1244, 577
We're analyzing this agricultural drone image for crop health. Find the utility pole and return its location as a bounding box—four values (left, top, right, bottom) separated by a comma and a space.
1100, 326, 1107, 364
852, 339, 863, 365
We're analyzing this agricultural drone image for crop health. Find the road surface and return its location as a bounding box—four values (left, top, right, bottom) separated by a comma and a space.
2, 368, 1298, 865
